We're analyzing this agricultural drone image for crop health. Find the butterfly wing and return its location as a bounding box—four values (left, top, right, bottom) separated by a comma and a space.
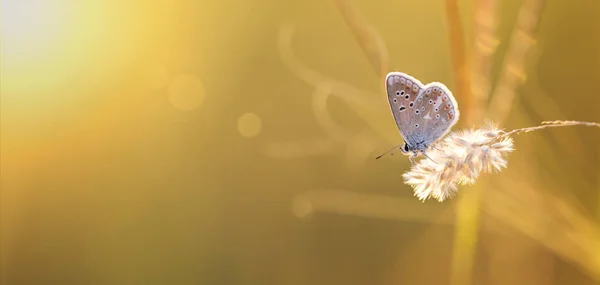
408, 82, 460, 147
385, 72, 426, 144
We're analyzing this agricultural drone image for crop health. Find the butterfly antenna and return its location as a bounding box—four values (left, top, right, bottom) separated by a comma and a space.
375, 144, 402, 160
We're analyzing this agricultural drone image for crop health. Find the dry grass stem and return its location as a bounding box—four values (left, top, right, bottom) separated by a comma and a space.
487, 0, 545, 123
483, 182, 600, 281
444, 0, 474, 126
471, 0, 499, 123
277, 24, 379, 108
498, 120, 600, 139
291, 189, 451, 224
311, 83, 352, 142
334, 0, 389, 78
445, 1, 489, 282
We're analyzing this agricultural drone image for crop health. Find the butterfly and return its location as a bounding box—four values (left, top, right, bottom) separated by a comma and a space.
377, 72, 460, 164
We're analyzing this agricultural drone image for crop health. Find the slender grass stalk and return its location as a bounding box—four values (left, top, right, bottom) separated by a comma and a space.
450, 0, 544, 281
471, 0, 499, 123
444, 0, 474, 127
443, 1, 477, 284
597, 143, 600, 278
487, 0, 545, 123
334, 0, 389, 78
498, 120, 600, 139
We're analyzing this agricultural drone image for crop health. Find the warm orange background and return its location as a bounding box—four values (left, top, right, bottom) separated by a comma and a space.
1, 0, 599, 284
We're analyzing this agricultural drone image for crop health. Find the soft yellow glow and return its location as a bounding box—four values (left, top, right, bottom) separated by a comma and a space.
0, 0, 66, 58
237, 113, 262, 138
168, 74, 205, 111
0, 0, 148, 103
0, 0, 76, 105
142, 64, 170, 90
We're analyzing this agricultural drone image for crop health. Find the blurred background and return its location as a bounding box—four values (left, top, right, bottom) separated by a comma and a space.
1, 0, 599, 284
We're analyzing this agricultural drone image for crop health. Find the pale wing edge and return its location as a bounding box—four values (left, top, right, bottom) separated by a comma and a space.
423, 81, 460, 138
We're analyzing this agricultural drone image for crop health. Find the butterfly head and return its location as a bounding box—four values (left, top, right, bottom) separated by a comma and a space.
400, 142, 411, 155
401, 141, 426, 157
375, 141, 423, 160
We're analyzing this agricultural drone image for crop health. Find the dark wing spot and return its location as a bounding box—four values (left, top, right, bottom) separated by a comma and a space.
435, 108, 439, 112
415, 110, 419, 114
421, 107, 425, 111
414, 124, 419, 128
396, 91, 400, 95
399, 106, 406, 111
393, 98, 397, 103
400, 91, 405, 96
409, 102, 414, 107
436, 114, 440, 118
429, 100, 433, 104
405, 95, 410, 99
418, 97, 423, 101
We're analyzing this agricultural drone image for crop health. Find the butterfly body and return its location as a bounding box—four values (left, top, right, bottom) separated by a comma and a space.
384, 72, 460, 163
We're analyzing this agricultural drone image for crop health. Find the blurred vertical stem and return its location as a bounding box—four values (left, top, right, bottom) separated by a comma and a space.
444, 0, 475, 127
471, 0, 499, 123
450, 188, 482, 285
334, 0, 389, 79
450, 0, 545, 282
444, 1, 479, 285
597, 145, 600, 272
487, 0, 545, 123
483, 0, 545, 281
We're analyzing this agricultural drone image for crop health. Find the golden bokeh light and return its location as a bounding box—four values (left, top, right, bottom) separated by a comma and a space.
291, 195, 313, 218
237, 112, 262, 138
167, 74, 205, 111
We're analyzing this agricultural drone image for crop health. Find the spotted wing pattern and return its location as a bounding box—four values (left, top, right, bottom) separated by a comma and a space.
385, 72, 425, 144
407, 82, 460, 148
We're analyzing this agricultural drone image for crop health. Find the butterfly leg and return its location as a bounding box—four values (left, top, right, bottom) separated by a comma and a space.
432, 145, 444, 152
422, 152, 439, 164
